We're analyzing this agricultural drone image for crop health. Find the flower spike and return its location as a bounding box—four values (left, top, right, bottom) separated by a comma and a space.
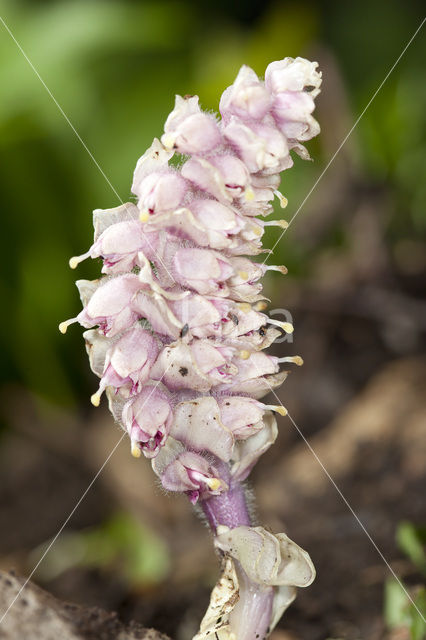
63, 55, 321, 640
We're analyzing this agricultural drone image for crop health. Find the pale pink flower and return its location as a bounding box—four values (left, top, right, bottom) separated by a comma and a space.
219, 65, 272, 121
122, 385, 173, 458
162, 95, 222, 154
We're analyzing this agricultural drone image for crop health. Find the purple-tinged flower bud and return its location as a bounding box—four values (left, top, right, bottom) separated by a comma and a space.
133, 290, 184, 339
131, 138, 174, 192
181, 155, 252, 203
168, 294, 233, 338
88, 326, 159, 406
69, 220, 160, 274
271, 90, 319, 141
59, 275, 142, 337
133, 170, 188, 219
122, 385, 173, 458
157, 446, 227, 504
189, 198, 246, 246
150, 339, 237, 392
172, 248, 234, 295
239, 172, 285, 216
217, 351, 289, 398
171, 396, 235, 461
265, 56, 322, 98
220, 65, 272, 121
162, 95, 222, 154
223, 118, 289, 173
216, 396, 266, 439
230, 411, 278, 481
92, 202, 139, 240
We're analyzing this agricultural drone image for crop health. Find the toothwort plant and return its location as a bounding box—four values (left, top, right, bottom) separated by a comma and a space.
61, 57, 322, 640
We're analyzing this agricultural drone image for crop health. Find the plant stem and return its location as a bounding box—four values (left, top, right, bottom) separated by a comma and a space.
198, 462, 274, 640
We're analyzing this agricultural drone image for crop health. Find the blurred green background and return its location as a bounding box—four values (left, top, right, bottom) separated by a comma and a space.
1, 0, 424, 407
0, 1, 425, 639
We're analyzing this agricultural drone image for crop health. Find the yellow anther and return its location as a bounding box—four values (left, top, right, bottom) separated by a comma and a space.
238, 270, 249, 280
239, 350, 251, 360
139, 210, 150, 223
254, 301, 268, 311
265, 405, 288, 416
161, 133, 175, 150
266, 264, 288, 275
252, 225, 263, 236
274, 405, 288, 416
244, 187, 255, 202
281, 322, 294, 334
69, 256, 80, 269
237, 303, 251, 313
59, 321, 70, 334
264, 219, 288, 230
293, 356, 304, 366
216, 524, 230, 536
90, 391, 101, 407
276, 219, 289, 228
274, 190, 288, 208
131, 443, 141, 458
207, 477, 222, 491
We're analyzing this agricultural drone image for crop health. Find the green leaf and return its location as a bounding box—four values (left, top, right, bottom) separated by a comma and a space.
384, 578, 411, 628
410, 588, 426, 640
397, 522, 426, 576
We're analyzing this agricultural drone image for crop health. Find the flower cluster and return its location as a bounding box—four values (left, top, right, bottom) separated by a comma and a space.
61, 56, 321, 639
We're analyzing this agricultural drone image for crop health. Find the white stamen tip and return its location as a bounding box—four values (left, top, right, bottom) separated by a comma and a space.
139, 210, 150, 223
131, 443, 142, 458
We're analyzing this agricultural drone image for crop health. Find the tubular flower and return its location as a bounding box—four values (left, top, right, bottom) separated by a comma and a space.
62, 56, 321, 639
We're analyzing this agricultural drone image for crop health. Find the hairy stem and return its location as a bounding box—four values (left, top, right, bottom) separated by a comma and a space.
198, 464, 274, 640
